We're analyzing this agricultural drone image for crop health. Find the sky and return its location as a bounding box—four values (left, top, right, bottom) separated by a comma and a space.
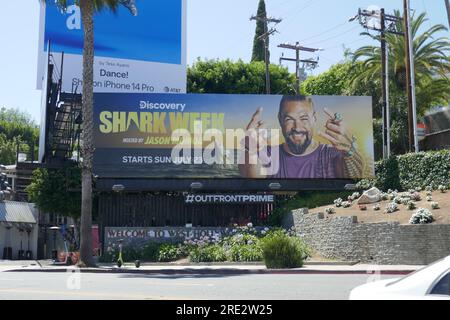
0, 0, 447, 124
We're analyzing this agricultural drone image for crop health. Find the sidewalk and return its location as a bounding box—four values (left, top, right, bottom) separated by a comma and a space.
1, 259, 423, 275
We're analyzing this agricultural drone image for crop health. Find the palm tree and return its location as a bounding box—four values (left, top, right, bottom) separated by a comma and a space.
351, 11, 450, 116
41, 0, 125, 267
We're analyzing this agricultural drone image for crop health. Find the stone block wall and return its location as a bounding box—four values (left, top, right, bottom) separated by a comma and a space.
283, 208, 450, 265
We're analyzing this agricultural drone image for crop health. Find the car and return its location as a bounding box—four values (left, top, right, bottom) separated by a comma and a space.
349, 255, 450, 300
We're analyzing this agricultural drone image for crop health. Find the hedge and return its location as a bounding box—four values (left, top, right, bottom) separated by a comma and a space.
358, 150, 450, 191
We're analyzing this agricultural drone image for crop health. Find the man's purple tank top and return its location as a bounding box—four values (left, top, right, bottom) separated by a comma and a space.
270, 144, 344, 179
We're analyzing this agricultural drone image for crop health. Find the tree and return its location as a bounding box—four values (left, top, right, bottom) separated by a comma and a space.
26, 167, 83, 251
26, 167, 82, 219
188, 59, 296, 94
0, 108, 39, 164
251, 0, 268, 62
41, 0, 128, 267
301, 61, 387, 159
351, 11, 450, 116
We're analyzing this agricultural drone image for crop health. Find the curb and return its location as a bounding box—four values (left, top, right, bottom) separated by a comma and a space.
4, 267, 415, 276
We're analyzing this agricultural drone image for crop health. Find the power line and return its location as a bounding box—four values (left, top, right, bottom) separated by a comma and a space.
281, 0, 318, 26
296, 21, 350, 43
303, 25, 360, 46
321, 37, 367, 51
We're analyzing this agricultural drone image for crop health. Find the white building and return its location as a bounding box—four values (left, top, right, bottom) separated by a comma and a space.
0, 201, 38, 260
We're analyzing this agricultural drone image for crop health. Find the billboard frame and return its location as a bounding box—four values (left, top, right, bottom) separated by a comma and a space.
95, 178, 357, 192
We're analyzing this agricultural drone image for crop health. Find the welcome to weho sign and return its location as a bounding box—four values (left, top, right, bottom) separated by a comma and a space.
105, 227, 227, 242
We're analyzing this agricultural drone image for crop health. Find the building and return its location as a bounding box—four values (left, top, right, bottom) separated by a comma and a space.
420, 107, 450, 151
0, 200, 38, 260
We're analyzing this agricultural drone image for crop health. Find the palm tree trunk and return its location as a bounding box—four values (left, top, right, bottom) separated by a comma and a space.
446, 0, 450, 29
78, 0, 95, 267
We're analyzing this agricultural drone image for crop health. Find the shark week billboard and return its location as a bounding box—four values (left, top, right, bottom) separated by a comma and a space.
37, 0, 186, 94
93, 93, 375, 180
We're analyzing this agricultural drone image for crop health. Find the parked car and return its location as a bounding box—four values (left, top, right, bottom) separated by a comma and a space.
349, 255, 450, 300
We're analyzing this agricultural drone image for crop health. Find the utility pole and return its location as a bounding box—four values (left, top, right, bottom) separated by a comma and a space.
404, 0, 419, 153
380, 8, 390, 159
278, 42, 320, 94
250, 15, 282, 94
445, 0, 450, 28
350, 8, 403, 159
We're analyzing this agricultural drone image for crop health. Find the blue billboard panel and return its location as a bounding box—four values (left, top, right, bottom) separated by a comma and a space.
37, 0, 186, 93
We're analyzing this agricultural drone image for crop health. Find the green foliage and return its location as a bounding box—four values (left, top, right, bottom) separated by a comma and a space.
188, 245, 227, 263
223, 233, 263, 262
301, 62, 353, 95
260, 230, 310, 269
351, 11, 450, 116
228, 243, 263, 262
357, 150, 450, 191
141, 242, 162, 262
0, 107, 39, 164
374, 156, 401, 191
301, 62, 381, 117
268, 191, 352, 226
251, 0, 267, 62
158, 244, 182, 262
26, 167, 81, 218
409, 208, 434, 224
397, 150, 450, 190
187, 59, 296, 95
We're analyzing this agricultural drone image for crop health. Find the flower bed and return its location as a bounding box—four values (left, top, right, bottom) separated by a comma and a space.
100, 225, 310, 268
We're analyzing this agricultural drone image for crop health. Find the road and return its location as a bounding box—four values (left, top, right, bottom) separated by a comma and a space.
0, 271, 399, 300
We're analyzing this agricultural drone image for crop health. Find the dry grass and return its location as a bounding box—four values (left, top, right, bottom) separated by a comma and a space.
309, 191, 450, 225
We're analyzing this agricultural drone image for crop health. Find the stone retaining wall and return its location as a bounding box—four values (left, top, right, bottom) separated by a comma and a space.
282, 209, 450, 265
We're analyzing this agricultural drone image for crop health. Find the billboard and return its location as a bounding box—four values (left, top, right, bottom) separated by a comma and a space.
37, 0, 186, 94
93, 93, 375, 180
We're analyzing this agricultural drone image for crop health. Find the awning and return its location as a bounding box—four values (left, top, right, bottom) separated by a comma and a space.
0, 201, 37, 228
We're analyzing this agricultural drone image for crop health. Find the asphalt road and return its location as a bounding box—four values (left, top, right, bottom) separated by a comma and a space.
0, 271, 399, 300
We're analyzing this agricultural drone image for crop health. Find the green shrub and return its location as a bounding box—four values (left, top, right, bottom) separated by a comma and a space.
375, 156, 401, 191
409, 208, 434, 224
141, 242, 162, 262
259, 230, 310, 269
398, 151, 450, 190
358, 150, 450, 192
228, 243, 263, 262
158, 244, 182, 262
188, 245, 227, 263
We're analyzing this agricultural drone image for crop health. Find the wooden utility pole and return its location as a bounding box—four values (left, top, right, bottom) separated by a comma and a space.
250, 15, 282, 94
351, 8, 402, 159
278, 42, 319, 94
